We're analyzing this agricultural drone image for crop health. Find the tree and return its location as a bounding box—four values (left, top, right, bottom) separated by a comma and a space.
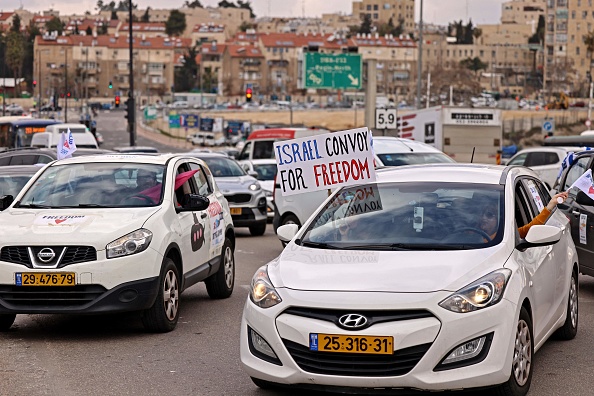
184, 0, 203, 8
359, 14, 372, 35
529, 15, 545, 44
11, 14, 21, 33
460, 56, 488, 77
45, 16, 64, 35
5, 32, 25, 97
464, 20, 474, 45
166, 10, 187, 37
472, 27, 482, 45
218, 0, 236, 7
237, 0, 256, 18
141, 7, 151, 22
239, 21, 256, 32
174, 46, 199, 92
110, 10, 118, 20
583, 30, 594, 76
86, 26, 93, 36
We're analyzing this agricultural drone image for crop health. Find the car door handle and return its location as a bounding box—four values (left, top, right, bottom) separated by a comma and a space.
572, 211, 580, 216
201, 213, 207, 219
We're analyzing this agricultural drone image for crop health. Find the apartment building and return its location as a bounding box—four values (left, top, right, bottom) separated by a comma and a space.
351, 0, 416, 33
544, 0, 594, 95
191, 23, 227, 45
501, 0, 546, 25
119, 22, 167, 39
221, 45, 265, 95
34, 34, 190, 102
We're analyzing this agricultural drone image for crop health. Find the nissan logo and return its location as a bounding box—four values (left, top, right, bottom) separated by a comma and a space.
37, 248, 56, 263
338, 314, 368, 329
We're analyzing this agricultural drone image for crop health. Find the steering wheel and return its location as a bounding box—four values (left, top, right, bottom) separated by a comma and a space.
122, 194, 155, 205
446, 227, 492, 242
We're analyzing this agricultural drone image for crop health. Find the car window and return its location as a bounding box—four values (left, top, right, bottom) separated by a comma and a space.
0, 175, 35, 196
252, 163, 277, 181
525, 152, 560, 167
36, 155, 54, 164
507, 153, 528, 166
238, 141, 251, 160
253, 141, 275, 159
300, 182, 504, 250
202, 157, 246, 177
515, 182, 534, 229
189, 163, 212, 196
377, 153, 454, 166
562, 156, 590, 191
0, 157, 11, 166
10, 155, 39, 166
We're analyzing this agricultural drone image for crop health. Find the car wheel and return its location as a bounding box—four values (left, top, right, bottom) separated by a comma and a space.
0, 314, 16, 331
250, 377, 276, 390
555, 269, 578, 340
141, 258, 180, 333
205, 237, 235, 299
494, 306, 533, 396
280, 214, 300, 247
249, 222, 267, 236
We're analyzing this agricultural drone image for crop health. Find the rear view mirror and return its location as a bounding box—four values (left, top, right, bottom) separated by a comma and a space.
516, 225, 561, 251
575, 191, 594, 206
177, 194, 210, 213
0, 195, 14, 211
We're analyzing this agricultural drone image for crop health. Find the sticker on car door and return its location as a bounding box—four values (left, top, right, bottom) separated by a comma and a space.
208, 201, 225, 250
526, 180, 544, 212
579, 213, 587, 244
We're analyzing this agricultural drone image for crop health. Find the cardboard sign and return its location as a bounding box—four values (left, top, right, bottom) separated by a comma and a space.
274, 127, 376, 196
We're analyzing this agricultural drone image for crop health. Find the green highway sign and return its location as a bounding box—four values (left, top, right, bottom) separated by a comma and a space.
303, 53, 362, 90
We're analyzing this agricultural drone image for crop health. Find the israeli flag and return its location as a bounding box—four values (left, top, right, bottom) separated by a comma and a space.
57, 129, 78, 160
570, 169, 594, 200
557, 152, 574, 179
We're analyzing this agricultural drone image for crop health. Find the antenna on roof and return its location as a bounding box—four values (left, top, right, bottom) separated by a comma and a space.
470, 147, 476, 163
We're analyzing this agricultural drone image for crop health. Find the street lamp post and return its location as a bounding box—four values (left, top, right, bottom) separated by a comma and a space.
416, 0, 424, 109
64, 48, 68, 122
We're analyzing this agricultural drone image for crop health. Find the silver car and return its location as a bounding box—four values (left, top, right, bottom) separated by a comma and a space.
188, 152, 268, 235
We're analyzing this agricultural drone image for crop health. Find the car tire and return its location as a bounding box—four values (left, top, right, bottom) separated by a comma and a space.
0, 314, 16, 331
494, 306, 533, 396
249, 222, 267, 236
250, 377, 276, 390
555, 269, 578, 340
280, 214, 300, 247
141, 258, 180, 333
205, 237, 235, 299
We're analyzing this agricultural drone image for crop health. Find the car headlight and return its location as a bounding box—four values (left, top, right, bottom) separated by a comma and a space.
248, 182, 261, 191
250, 265, 282, 308
106, 229, 153, 259
439, 269, 511, 313
264, 189, 273, 197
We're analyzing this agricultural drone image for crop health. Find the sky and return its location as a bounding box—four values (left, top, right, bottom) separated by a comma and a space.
7, 0, 506, 26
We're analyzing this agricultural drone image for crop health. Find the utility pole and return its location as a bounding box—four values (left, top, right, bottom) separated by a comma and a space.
64, 48, 68, 122
588, 81, 593, 125
128, 0, 136, 146
416, 0, 423, 109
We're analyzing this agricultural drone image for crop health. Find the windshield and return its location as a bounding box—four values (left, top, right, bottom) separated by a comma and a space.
252, 163, 277, 181
202, 157, 246, 177
300, 182, 504, 250
377, 153, 455, 167
17, 163, 166, 208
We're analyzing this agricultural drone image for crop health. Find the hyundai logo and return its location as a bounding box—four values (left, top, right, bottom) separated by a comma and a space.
338, 314, 368, 329
37, 248, 56, 263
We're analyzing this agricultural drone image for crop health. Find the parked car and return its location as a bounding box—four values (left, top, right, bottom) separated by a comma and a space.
0, 154, 236, 332
242, 163, 578, 394
39, 104, 62, 112
239, 159, 277, 221
0, 165, 42, 197
6, 104, 24, 116
169, 101, 189, 109
554, 148, 594, 277
187, 152, 267, 235
273, 137, 455, 233
0, 148, 113, 166
506, 147, 579, 189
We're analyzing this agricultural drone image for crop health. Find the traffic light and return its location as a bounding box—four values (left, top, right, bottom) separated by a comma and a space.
115, 95, 120, 108
109, 81, 113, 89
33, 80, 37, 88
67, 92, 71, 98
124, 98, 135, 123
245, 87, 252, 102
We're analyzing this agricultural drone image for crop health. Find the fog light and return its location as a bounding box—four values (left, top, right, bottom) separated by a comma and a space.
247, 326, 282, 366
442, 336, 486, 364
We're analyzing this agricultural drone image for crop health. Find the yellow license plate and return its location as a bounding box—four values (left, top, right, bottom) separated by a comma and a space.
310, 333, 393, 355
230, 208, 242, 215
15, 272, 76, 286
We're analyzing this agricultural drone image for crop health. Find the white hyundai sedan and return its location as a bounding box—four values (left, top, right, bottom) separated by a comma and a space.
241, 164, 578, 395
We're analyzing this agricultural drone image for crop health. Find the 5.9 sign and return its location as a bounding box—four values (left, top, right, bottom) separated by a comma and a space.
375, 108, 397, 130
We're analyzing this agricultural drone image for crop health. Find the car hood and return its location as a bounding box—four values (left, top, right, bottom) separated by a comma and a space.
268, 244, 512, 293
214, 176, 258, 193
0, 208, 161, 248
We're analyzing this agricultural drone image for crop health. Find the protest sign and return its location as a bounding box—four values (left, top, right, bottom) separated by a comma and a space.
274, 127, 376, 196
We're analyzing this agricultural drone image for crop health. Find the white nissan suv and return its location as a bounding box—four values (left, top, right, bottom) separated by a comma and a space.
0, 154, 235, 333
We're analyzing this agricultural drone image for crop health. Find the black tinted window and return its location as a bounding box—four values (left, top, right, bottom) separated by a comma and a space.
10, 155, 39, 165
525, 152, 560, 167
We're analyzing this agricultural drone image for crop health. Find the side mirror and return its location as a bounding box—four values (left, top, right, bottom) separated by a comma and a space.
176, 194, 210, 213
277, 224, 299, 243
0, 195, 14, 211
516, 225, 561, 251
575, 191, 594, 206
248, 170, 259, 178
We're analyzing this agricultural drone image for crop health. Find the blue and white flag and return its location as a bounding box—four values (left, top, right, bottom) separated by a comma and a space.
57, 129, 78, 160
570, 169, 594, 200
557, 151, 574, 179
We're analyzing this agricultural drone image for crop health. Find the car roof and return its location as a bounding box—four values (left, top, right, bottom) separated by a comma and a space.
0, 148, 113, 158
50, 153, 202, 166
186, 152, 228, 158
512, 146, 579, 155
372, 137, 445, 154
374, 163, 531, 185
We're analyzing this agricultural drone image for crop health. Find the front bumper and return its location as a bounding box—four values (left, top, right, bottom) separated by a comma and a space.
0, 247, 163, 314
240, 289, 517, 392
230, 206, 267, 227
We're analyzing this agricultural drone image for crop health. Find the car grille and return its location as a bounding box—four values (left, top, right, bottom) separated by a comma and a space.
282, 339, 432, 377
224, 193, 252, 204
0, 285, 107, 307
0, 246, 97, 268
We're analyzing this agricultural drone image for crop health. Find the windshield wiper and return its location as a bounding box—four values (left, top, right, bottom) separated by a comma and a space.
390, 243, 472, 250
341, 244, 410, 251
300, 241, 339, 250
14, 203, 53, 209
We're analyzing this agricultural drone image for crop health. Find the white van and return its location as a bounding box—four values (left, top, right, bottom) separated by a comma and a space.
31, 123, 99, 149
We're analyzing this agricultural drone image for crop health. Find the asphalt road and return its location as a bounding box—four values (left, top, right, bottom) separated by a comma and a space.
1, 111, 593, 396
